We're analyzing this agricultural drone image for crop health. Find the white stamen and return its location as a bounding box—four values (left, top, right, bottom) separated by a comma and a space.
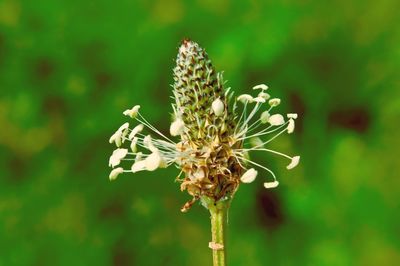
130, 137, 138, 152
123, 105, 141, 118
129, 124, 144, 140
253, 97, 266, 103
287, 119, 295, 134
237, 94, 254, 103
250, 137, 263, 147
212, 98, 225, 116
135, 152, 143, 161
109, 131, 122, 147
109, 148, 128, 168
260, 111, 270, 124
258, 92, 270, 100
118, 122, 130, 132
268, 114, 285, 126
145, 152, 164, 171
269, 98, 281, 107
240, 168, 258, 183
287, 113, 298, 119
109, 167, 123, 181
252, 84, 269, 91
264, 181, 279, 189
143, 135, 158, 153
287, 156, 300, 170
131, 160, 146, 173
170, 119, 185, 136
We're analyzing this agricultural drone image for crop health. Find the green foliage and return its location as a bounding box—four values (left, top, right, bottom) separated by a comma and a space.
0, 0, 399, 265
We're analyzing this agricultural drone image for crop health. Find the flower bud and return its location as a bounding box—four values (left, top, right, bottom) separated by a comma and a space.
170, 119, 185, 136
212, 98, 224, 116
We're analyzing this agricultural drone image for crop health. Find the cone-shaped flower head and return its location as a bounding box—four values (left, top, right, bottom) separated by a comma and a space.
107, 39, 300, 212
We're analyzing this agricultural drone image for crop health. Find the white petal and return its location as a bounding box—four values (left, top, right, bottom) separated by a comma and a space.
268, 114, 285, 126
287, 156, 300, 169
237, 94, 254, 103
287, 119, 295, 134
268, 98, 281, 107
129, 124, 144, 140
252, 84, 269, 90
130, 137, 138, 152
131, 160, 146, 173
145, 152, 163, 171
170, 119, 185, 136
264, 180, 279, 189
109, 167, 123, 181
287, 113, 298, 119
258, 92, 270, 100
123, 105, 140, 118
212, 98, 225, 116
240, 168, 258, 183
260, 111, 270, 124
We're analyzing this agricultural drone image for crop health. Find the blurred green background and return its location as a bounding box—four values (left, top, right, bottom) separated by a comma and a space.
1, 0, 399, 265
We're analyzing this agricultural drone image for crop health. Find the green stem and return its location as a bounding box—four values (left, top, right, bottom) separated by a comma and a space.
208, 200, 230, 266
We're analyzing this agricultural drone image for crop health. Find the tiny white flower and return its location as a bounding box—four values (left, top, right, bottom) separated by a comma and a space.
212, 98, 225, 116
130, 137, 138, 152
109, 148, 128, 168
170, 119, 185, 136
287, 113, 298, 119
129, 124, 144, 140
268, 114, 285, 126
123, 105, 141, 118
286, 156, 300, 170
260, 111, 270, 124
109, 167, 123, 181
240, 168, 258, 183
252, 84, 269, 91
287, 119, 295, 134
237, 94, 254, 103
264, 180, 279, 189
269, 98, 281, 107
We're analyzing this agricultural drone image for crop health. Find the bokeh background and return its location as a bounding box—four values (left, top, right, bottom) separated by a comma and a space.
1, 0, 399, 265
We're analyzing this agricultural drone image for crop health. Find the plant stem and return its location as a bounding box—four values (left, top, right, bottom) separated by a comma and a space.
208, 199, 230, 266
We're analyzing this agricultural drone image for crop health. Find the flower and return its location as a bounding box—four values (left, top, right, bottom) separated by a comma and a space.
108, 39, 300, 211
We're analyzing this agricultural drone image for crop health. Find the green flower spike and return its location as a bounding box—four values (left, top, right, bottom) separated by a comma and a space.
108, 39, 300, 266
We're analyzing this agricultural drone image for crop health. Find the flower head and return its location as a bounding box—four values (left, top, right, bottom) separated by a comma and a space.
108, 39, 300, 212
